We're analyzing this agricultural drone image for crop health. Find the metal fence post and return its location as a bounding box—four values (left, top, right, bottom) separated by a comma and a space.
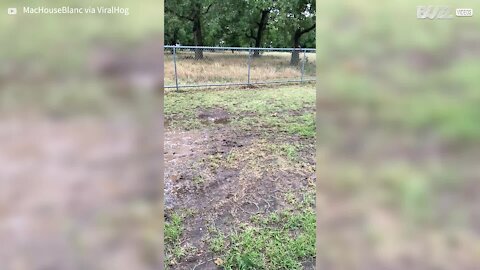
301, 48, 306, 83
247, 48, 252, 85
173, 47, 179, 91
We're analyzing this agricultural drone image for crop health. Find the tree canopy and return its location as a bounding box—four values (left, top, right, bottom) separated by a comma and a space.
165, 0, 315, 49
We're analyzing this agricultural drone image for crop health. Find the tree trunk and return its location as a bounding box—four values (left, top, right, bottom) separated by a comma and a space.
193, 15, 204, 59
253, 9, 270, 57
290, 30, 301, 66
290, 23, 316, 66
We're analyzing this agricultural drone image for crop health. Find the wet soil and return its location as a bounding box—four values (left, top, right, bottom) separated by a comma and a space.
164, 108, 315, 269
197, 108, 230, 125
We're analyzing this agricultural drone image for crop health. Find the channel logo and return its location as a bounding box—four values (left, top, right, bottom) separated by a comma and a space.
7, 7, 17, 15
417, 6, 453, 19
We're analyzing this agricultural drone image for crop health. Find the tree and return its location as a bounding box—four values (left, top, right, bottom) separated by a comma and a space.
209, 0, 250, 47
245, 0, 278, 57
164, 0, 316, 56
165, 15, 191, 45
165, 0, 215, 59
278, 0, 316, 65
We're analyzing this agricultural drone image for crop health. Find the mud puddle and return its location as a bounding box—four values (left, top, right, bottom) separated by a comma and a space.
197, 108, 230, 125
164, 130, 209, 210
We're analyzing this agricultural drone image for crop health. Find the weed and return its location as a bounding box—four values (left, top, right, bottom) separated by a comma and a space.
209, 232, 227, 254
165, 213, 185, 266
192, 175, 205, 185
280, 144, 299, 161
285, 192, 298, 205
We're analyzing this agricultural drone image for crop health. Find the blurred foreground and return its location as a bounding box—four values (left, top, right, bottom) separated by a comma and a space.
317, 1, 480, 269
0, 1, 163, 269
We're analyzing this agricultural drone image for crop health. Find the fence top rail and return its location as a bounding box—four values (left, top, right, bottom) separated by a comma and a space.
164, 45, 316, 52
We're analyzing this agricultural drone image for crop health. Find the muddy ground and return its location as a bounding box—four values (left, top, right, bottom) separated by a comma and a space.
164, 86, 316, 269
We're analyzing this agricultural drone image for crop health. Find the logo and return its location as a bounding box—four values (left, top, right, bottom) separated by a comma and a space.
7, 7, 17, 15
417, 6, 453, 19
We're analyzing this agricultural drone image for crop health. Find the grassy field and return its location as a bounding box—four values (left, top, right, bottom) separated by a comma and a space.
164, 51, 316, 86
164, 84, 316, 269
316, 1, 480, 269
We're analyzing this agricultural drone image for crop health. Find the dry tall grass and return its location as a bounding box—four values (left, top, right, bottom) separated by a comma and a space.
164, 51, 316, 86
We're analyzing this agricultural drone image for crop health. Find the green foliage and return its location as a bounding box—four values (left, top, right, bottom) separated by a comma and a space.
165, 0, 315, 48
275, 0, 316, 47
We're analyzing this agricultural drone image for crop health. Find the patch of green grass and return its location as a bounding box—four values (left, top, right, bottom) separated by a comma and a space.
165, 213, 183, 244
206, 153, 223, 170
219, 208, 316, 270
280, 144, 299, 161
234, 113, 315, 138
284, 192, 298, 205
284, 114, 316, 138
192, 175, 205, 185
300, 192, 316, 209
207, 191, 316, 270
165, 85, 315, 132
266, 143, 301, 162
226, 151, 238, 165
209, 232, 227, 254
165, 213, 185, 266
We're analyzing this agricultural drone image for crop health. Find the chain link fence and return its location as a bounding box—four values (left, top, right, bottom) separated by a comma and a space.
164, 46, 316, 90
